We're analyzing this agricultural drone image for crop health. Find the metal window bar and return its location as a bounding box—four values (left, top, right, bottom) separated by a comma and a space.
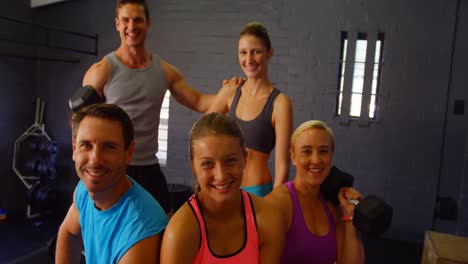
371, 32, 385, 119
338, 30, 357, 124
359, 32, 376, 124
336, 31, 348, 116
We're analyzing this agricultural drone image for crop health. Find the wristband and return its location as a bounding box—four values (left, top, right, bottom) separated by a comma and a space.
342, 215, 353, 222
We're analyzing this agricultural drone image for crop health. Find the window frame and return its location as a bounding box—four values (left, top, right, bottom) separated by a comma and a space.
336, 31, 385, 122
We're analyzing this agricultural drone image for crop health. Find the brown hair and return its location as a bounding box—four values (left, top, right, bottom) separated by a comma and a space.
116, 0, 150, 20
70, 103, 134, 150
239, 22, 272, 51
189, 112, 246, 161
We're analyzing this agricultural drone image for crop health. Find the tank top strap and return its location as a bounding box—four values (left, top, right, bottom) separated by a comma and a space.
104, 52, 117, 64
318, 194, 336, 231
229, 85, 243, 115
262, 88, 280, 119
285, 181, 301, 219
241, 190, 259, 240
188, 194, 208, 248
104, 52, 118, 75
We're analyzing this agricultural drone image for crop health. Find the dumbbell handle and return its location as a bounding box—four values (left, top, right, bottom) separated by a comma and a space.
348, 199, 360, 206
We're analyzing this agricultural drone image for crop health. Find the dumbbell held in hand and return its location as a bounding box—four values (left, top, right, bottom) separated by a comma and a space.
321, 166, 393, 236
320, 166, 354, 205
69, 85, 105, 112
347, 195, 393, 236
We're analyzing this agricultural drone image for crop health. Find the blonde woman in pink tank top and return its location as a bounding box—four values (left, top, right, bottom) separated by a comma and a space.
160, 113, 285, 263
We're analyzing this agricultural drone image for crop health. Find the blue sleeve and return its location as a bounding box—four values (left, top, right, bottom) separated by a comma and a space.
74, 180, 86, 212
114, 188, 169, 262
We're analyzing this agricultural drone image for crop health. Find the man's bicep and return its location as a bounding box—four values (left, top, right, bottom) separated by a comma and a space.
82, 60, 110, 96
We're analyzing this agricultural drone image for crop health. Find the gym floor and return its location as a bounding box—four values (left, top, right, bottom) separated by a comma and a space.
1, 213, 423, 264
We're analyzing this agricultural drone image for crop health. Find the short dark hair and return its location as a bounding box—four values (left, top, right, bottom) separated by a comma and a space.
239, 22, 272, 51
70, 104, 134, 149
116, 0, 150, 20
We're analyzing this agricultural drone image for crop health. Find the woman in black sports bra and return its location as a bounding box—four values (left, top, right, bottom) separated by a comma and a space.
208, 22, 293, 197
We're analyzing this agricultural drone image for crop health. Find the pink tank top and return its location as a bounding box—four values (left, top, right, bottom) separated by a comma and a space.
188, 190, 260, 264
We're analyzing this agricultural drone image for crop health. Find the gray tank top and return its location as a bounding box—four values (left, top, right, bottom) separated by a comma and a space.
104, 52, 168, 165
228, 86, 280, 153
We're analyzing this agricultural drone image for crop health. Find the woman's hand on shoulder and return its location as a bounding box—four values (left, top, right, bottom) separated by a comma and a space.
222, 76, 245, 88
207, 76, 241, 113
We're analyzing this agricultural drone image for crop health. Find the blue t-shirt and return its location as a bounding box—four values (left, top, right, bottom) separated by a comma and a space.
75, 177, 168, 263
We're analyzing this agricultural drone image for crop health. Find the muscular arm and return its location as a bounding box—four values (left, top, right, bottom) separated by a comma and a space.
160, 60, 214, 113
118, 234, 162, 264
272, 94, 293, 188
160, 204, 199, 264
82, 59, 111, 97
56, 202, 82, 264
334, 188, 365, 264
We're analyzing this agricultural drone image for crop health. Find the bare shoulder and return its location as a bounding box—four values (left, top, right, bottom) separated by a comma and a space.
273, 93, 293, 112
206, 77, 239, 113
265, 184, 291, 212
250, 194, 283, 227
165, 202, 199, 242
216, 79, 238, 104
250, 193, 287, 261
275, 92, 292, 105
159, 58, 182, 84
84, 59, 110, 79
161, 202, 200, 263
272, 93, 293, 126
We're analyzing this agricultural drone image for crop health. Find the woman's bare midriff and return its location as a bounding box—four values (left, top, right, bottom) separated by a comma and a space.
242, 148, 272, 186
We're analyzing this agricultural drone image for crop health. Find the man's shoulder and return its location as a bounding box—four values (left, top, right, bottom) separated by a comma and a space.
126, 183, 168, 223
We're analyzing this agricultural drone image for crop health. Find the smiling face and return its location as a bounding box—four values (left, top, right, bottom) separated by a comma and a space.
191, 134, 246, 203
115, 3, 150, 48
238, 34, 272, 79
291, 128, 333, 186
72, 117, 134, 194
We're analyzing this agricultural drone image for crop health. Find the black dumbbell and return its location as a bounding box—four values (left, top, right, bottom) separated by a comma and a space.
321, 166, 354, 205
69, 85, 105, 112
38, 160, 57, 182
26, 182, 57, 211
321, 166, 393, 236
348, 195, 393, 236
30, 141, 58, 157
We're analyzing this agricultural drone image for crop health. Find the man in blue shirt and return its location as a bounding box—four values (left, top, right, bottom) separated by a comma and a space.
56, 104, 168, 263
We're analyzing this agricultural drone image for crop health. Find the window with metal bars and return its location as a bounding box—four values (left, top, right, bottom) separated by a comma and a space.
336, 31, 384, 120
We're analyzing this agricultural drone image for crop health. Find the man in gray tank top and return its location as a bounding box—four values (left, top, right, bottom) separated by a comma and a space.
82, 0, 239, 213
